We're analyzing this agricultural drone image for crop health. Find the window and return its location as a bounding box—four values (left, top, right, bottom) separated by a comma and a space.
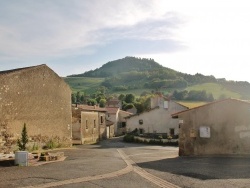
94, 120, 96, 128
86, 120, 88, 129
139, 119, 143, 125
100, 116, 104, 124
139, 128, 144, 134
121, 122, 126, 128
170, 128, 175, 136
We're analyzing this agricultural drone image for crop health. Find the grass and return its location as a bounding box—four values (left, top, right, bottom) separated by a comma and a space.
186, 83, 241, 99
177, 101, 207, 109
63, 77, 104, 94
63, 78, 242, 101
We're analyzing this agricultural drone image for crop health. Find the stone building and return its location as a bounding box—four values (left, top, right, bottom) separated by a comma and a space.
0, 64, 72, 152
106, 107, 132, 136
172, 98, 250, 156
72, 105, 107, 144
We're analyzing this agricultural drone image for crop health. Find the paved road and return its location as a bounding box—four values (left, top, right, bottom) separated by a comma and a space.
0, 137, 250, 188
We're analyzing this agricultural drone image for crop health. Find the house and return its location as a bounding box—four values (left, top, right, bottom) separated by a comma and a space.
118, 110, 133, 135
126, 96, 188, 136
72, 105, 109, 144
0, 64, 72, 153
106, 107, 132, 136
106, 99, 122, 108
172, 98, 250, 156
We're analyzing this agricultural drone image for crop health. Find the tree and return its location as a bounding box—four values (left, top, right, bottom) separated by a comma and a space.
71, 93, 76, 104
87, 99, 97, 106
123, 103, 135, 111
17, 123, 28, 151
124, 94, 135, 103
76, 91, 81, 103
99, 99, 107, 107
118, 94, 125, 101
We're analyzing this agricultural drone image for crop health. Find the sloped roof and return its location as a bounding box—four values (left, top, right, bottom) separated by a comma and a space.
0, 64, 46, 75
120, 110, 133, 115
0, 64, 71, 91
172, 98, 250, 118
106, 119, 114, 126
76, 105, 107, 112
106, 107, 119, 114
106, 99, 121, 106
125, 106, 160, 119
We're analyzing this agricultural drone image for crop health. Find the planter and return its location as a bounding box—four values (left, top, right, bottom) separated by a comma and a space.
15, 151, 28, 166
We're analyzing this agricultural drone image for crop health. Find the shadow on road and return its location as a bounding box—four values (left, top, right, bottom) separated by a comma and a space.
136, 156, 250, 180
0, 159, 15, 167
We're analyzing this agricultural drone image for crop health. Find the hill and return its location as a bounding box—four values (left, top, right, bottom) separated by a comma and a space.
68, 56, 164, 77
65, 56, 250, 100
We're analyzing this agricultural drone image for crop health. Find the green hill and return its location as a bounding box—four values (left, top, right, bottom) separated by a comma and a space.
65, 56, 250, 100
68, 56, 164, 77
186, 83, 241, 99
64, 77, 104, 93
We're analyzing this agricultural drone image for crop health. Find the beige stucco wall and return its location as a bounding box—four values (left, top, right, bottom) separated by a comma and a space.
98, 112, 107, 140
81, 111, 100, 144
178, 99, 250, 156
126, 101, 187, 135
106, 109, 119, 136
0, 65, 72, 152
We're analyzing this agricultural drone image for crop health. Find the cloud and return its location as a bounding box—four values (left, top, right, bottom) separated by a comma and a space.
0, 0, 184, 61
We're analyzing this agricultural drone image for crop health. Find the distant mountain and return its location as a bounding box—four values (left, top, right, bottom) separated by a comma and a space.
65, 56, 250, 99
68, 56, 164, 77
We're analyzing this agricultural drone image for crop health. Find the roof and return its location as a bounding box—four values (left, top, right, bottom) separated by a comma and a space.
106, 99, 121, 105
106, 119, 114, 126
119, 110, 133, 115
171, 98, 250, 118
106, 107, 119, 114
76, 105, 107, 112
125, 106, 160, 119
0, 64, 71, 91
0, 64, 46, 76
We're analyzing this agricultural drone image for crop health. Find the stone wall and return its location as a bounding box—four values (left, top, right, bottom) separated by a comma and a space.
178, 99, 250, 156
0, 65, 72, 152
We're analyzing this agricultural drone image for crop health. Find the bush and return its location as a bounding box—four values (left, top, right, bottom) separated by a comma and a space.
123, 135, 135, 142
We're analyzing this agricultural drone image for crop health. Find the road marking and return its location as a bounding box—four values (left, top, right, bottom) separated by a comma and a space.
117, 149, 180, 188
21, 148, 179, 188
22, 165, 133, 188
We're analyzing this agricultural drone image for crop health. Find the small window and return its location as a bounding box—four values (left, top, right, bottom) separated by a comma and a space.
121, 122, 126, 128
100, 116, 104, 124
139, 119, 143, 125
94, 120, 96, 128
170, 128, 175, 136
86, 120, 88, 129
139, 128, 144, 134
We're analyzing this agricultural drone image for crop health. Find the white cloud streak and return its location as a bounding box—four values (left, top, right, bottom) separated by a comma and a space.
0, 0, 178, 59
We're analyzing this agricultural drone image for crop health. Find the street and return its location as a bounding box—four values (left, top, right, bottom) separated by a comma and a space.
0, 137, 250, 188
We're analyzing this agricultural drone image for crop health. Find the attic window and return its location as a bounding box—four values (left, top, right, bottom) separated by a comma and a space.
139, 119, 143, 125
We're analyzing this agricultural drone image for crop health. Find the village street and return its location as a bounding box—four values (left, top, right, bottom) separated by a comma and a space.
1, 137, 250, 188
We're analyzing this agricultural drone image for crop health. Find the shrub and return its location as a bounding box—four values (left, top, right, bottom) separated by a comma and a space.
17, 123, 28, 151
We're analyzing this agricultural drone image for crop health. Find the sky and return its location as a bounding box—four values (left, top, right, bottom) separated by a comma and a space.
0, 0, 250, 82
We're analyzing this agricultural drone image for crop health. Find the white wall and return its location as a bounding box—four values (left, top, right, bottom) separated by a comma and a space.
126, 101, 187, 135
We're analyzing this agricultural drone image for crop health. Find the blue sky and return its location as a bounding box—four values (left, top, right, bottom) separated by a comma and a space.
1, 0, 250, 82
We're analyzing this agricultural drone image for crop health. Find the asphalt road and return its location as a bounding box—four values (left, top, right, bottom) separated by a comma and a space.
0, 137, 250, 188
